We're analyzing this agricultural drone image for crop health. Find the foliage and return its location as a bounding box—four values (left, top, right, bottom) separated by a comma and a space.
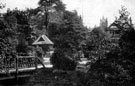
0, 0, 87, 71
85, 6, 135, 86
38, 0, 65, 11
1, 3, 135, 86
0, 12, 17, 57
84, 25, 111, 62
50, 11, 86, 49
51, 49, 77, 71
49, 10, 87, 70
29, 0, 65, 32
0, 8, 34, 57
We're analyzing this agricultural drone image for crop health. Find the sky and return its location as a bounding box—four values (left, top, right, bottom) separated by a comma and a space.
0, 0, 135, 28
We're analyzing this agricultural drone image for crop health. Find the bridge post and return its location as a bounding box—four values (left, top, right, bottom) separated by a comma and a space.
15, 55, 18, 82
34, 54, 38, 71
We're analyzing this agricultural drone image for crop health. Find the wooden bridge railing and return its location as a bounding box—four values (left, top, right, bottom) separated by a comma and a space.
0, 56, 40, 73
17, 56, 36, 68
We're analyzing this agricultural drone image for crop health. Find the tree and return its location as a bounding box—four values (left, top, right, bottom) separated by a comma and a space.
7, 9, 33, 54
0, 9, 18, 57
0, 8, 34, 56
29, 0, 65, 34
84, 24, 111, 62
50, 10, 87, 70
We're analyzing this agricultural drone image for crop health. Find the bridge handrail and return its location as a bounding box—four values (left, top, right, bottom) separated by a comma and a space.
18, 56, 35, 58
0, 55, 37, 73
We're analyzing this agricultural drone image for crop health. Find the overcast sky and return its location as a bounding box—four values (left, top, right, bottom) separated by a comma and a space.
0, 0, 135, 27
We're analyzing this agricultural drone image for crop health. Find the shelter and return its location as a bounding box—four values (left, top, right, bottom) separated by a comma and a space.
32, 35, 54, 45
32, 34, 54, 53
32, 34, 54, 68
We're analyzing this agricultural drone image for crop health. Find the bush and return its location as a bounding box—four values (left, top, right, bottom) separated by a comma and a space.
50, 49, 77, 71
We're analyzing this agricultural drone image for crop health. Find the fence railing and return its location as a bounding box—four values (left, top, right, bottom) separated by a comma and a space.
0, 56, 39, 73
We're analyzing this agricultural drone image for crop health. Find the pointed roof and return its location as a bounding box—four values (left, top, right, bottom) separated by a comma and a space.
32, 35, 54, 45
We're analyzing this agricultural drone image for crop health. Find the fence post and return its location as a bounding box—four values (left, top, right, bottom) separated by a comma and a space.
35, 54, 38, 71
15, 55, 18, 82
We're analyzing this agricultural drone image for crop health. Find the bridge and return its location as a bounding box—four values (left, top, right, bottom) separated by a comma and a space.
0, 55, 53, 80
0, 34, 54, 80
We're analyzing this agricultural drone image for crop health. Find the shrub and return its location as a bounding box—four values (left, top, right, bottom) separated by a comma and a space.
50, 49, 77, 71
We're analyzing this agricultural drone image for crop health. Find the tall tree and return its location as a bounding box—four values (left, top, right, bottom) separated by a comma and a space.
29, 0, 65, 36
0, 11, 17, 57
50, 10, 87, 70
0, 8, 33, 56
84, 24, 111, 62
